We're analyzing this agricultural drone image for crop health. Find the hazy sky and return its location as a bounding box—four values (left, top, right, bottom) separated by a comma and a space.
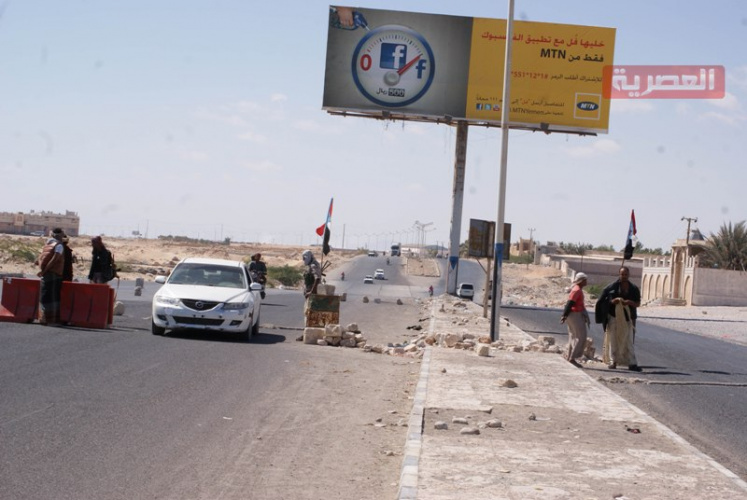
1, 1, 745, 253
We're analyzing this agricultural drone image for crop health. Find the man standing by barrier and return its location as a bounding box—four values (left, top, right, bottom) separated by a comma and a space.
88, 236, 116, 284
36, 228, 66, 325
302, 250, 322, 298
61, 234, 76, 282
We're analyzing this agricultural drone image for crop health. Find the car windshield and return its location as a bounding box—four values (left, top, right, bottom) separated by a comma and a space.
169, 263, 246, 288
461, 284, 473, 290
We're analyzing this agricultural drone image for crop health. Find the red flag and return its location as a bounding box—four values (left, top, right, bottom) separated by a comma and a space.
316, 198, 333, 255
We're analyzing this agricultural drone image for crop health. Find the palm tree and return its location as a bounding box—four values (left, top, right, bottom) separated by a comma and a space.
700, 221, 747, 271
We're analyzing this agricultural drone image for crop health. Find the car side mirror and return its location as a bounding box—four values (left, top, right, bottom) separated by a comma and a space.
155, 275, 167, 284
250, 283, 263, 291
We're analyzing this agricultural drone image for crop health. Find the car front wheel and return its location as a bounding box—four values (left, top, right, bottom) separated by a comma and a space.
251, 311, 260, 336
151, 320, 166, 336
238, 315, 254, 342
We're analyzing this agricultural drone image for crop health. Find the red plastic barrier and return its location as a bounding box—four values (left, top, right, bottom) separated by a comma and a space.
60, 282, 114, 329
0, 277, 40, 323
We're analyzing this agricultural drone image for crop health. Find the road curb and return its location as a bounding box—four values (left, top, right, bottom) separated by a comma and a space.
397, 299, 439, 500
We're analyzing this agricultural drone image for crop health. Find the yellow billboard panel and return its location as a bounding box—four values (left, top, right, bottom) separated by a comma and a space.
466, 19, 615, 132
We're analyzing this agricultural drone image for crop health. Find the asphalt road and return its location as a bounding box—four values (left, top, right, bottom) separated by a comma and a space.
500, 303, 747, 482
0, 259, 427, 500
443, 258, 747, 481
0, 286, 302, 500
6, 256, 744, 496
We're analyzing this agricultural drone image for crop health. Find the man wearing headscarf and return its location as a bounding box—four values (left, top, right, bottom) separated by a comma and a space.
302, 250, 322, 298
560, 272, 590, 368
36, 228, 66, 325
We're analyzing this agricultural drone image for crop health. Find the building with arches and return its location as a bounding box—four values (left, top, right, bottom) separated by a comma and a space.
642, 232, 747, 307
538, 230, 747, 308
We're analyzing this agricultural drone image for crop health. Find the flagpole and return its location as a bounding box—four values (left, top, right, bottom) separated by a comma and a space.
315, 225, 324, 282
316, 198, 334, 283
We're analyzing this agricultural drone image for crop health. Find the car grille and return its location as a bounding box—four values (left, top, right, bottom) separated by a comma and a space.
181, 299, 220, 311
173, 316, 224, 326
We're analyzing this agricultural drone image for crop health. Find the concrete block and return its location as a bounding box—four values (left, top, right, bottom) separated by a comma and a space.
304, 327, 325, 344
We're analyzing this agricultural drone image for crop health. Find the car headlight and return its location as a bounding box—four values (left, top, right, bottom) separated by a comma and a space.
223, 301, 250, 311
155, 295, 180, 305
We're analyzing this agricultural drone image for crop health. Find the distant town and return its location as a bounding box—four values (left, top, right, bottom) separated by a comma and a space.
0, 210, 80, 237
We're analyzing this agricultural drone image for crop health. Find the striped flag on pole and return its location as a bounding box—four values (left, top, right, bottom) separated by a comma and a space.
315, 198, 333, 256
623, 209, 637, 260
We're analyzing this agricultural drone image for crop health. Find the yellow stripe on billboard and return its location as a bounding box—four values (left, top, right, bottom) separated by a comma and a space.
466, 18, 615, 132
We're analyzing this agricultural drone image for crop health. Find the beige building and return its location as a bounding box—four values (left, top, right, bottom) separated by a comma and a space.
642, 236, 747, 307
510, 237, 536, 258
0, 210, 80, 237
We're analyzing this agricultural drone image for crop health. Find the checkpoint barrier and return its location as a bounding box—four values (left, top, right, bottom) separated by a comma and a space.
304, 294, 340, 328
60, 282, 114, 329
0, 277, 40, 323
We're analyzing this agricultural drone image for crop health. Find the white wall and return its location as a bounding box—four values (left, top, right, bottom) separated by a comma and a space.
692, 268, 747, 306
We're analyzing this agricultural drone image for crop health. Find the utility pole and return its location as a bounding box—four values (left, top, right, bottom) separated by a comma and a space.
681, 216, 697, 246
674, 216, 698, 301
413, 220, 433, 257
528, 227, 536, 241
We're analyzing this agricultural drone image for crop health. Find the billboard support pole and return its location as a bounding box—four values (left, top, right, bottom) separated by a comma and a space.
490, 0, 515, 341
447, 120, 468, 296
483, 256, 491, 318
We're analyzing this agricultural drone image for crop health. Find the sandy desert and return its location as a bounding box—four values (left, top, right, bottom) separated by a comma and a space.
2, 233, 746, 346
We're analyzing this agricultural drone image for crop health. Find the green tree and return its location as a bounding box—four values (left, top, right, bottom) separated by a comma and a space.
558, 242, 593, 255
593, 244, 616, 252
699, 221, 747, 271
267, 265, 303, 287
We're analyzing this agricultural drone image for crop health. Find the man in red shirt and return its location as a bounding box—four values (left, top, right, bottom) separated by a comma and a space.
560, 272, 590, 368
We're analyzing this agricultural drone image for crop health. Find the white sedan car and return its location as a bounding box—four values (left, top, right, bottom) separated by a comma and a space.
363, 275, 374, 284
152, 257, 263, 341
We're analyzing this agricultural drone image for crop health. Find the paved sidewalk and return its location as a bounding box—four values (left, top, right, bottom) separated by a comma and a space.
399, 297, 747, 500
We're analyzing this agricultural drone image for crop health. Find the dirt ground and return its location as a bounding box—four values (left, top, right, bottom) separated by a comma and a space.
0, 235, 572, 308
0, 234, 352, 285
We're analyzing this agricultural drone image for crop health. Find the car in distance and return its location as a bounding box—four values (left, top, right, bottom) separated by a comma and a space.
363, 275, 374, 284
151, 257, 263, 341
456, 283, 475, 299
374, 269, 385, 280
367, 250, 377, 257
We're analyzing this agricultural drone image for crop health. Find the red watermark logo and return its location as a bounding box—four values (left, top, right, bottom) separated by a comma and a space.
602, 65, 725, 99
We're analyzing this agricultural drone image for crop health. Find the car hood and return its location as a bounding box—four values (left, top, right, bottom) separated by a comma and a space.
157, 284, 252, 303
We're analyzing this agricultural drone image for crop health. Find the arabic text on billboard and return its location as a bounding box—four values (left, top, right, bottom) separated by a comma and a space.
323, 7, 616, 134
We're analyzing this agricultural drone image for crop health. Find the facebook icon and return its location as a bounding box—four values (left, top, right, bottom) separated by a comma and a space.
380, 43, 407, 70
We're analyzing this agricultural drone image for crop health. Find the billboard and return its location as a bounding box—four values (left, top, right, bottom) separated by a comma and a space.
467, 219, 511, 260
324, 7, 616, 134
468, 219, 495, 258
